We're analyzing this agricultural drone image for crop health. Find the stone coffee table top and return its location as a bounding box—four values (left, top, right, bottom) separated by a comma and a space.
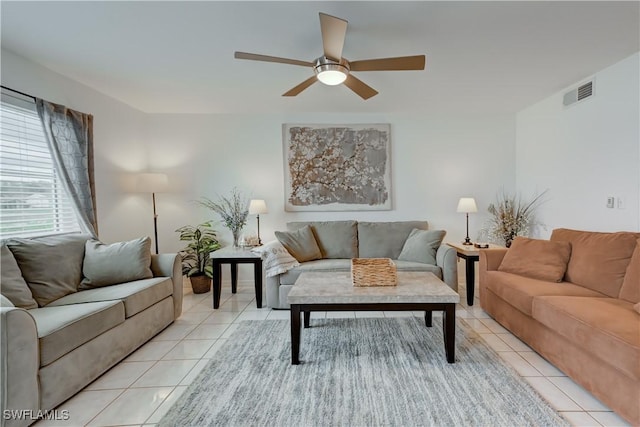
288, 271, 460, 305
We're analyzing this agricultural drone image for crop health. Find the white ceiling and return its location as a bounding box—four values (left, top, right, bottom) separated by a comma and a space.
2, 1, 638, 114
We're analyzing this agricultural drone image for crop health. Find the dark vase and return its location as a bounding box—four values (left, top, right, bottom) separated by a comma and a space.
190, 274, 211, 294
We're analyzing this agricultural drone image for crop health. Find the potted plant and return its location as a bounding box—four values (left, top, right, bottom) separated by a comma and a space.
176, 221, 221, 293
196, 188, 249, 247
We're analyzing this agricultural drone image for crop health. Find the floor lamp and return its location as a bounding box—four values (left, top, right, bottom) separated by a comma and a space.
457, 197, 478, 246
137, 173, 168, 254
249, 199, 268, 246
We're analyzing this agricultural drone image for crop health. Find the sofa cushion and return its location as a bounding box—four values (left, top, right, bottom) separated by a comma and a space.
0, 295, 14, 307
532, 296, 640, 380
619, 239, 640, 304
278, 259, 353, 286
550, 228, 639, 297
483, 270, 606, 316
498, 237, 571, 282
275, 225, 322, 262
47, 277, 172, 318
358, 221, 429, 259
30, 300, 125, 367
7, 234, 88, 306
80, 237, 153, 289
287, 221, 358, 259
1, 245, 38, 309
398, 229, 446, 265
393, 260, 442, 278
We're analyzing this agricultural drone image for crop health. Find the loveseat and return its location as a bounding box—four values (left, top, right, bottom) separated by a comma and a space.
479, 229, 640, 425
0, 233, 182, 427
266, 220, 458, 309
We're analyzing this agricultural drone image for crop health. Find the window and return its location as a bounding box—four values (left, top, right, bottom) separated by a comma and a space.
0, 91, 80, 238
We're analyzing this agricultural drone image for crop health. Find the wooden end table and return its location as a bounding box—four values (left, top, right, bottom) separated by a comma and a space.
446, 242, 503, 306
210, 247, 263, 309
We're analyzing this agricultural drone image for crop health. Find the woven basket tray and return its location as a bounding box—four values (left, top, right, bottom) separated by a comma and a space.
351, 258, 398, 287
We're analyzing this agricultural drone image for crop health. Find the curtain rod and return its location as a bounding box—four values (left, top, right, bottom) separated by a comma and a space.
1, 85, 36, 101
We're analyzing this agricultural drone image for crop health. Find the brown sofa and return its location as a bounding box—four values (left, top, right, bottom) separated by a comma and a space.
479, 228, 640, 425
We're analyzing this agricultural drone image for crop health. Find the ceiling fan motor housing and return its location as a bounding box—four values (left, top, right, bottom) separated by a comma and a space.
314, 56, 350, 85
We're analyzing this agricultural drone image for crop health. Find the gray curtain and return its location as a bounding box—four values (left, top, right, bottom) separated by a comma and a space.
35, 99, 98, 237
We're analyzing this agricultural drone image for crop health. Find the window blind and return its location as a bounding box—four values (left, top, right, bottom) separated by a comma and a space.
0, 92, 80, 238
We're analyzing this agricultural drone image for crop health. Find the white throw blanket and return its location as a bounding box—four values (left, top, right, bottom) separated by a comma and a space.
251, 240, 299, 277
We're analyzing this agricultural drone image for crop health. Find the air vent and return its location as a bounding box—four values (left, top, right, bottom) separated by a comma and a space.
563, 80, 594, 106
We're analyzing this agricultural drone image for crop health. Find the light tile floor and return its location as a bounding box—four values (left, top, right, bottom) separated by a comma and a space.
35, 279, 631, 427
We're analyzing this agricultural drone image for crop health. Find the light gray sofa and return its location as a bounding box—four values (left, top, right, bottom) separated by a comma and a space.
267, 221, 458, 309
0, 234, 182, 427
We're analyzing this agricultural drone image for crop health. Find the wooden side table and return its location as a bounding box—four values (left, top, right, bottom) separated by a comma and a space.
446, 242, 503, 306
210, 247, 263, 309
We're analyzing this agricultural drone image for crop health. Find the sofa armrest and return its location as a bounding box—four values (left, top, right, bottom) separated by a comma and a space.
1, 307, 39, 427
479, 249, 508, 273
151, 253, 183, 319
436, 245, 458, 292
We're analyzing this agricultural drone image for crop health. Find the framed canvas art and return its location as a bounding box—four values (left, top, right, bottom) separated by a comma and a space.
283, 123, 392, 211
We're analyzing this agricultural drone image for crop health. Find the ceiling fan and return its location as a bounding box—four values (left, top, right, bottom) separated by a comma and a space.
234, 12, 426, 100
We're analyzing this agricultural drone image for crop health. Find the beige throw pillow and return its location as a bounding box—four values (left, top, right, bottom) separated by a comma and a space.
7, 234, 87, 306
1, 245, 37, 309
80, 237, 153, 289
275, 225, 322, 263
398, 229, 446, 265
498, 237, 571, 282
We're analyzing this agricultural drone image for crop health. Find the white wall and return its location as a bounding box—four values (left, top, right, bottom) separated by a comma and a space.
146, 113, 515, 254
516, 53, 640, 236
1, 49, 153, 244
1, 49, 516, 266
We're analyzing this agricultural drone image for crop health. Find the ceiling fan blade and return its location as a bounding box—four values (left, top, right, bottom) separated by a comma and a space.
349, 55, 426, 71
319, 13, 348, 61
234, 52, 313, 68
343, 75, 378, 100
283, 76, 318, 97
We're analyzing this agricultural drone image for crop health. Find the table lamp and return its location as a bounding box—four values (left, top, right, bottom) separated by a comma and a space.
249, 199, 268, 246
136, 173, 168, 254
457, 197, 478, 246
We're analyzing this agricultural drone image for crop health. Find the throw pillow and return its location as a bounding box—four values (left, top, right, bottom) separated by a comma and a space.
618, 239, 640, 303
7, 234, 87, 306
275, 225, 322, 263
498, 237, 571, 282
251, 240, 300, 277
0, 245, 37, 309
80, 237, 153, 289
397, 229, 446, 265
634, 302, 640, 315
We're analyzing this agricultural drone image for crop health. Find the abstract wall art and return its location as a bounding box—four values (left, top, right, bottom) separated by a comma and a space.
283, 124, 392, 211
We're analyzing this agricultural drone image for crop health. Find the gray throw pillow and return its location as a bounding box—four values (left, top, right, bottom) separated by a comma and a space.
80, 237, 153, 289
275, 225, 322, 263
397, 229, 446, 265
7, 234, 87, 306
1, 245, 37, 309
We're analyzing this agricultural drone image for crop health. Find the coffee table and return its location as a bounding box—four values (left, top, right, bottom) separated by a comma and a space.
287, 271, 460, 365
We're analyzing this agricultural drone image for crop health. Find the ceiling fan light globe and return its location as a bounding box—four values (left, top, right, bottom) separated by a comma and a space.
317, 69, 347, 85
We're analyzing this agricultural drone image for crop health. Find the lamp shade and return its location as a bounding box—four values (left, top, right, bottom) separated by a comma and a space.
136, 173, 168, 193
249, 199, 268, 215
456, 197, 478, 213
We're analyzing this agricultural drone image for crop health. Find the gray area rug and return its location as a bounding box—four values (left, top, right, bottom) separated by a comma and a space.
160, 317, 568, 427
